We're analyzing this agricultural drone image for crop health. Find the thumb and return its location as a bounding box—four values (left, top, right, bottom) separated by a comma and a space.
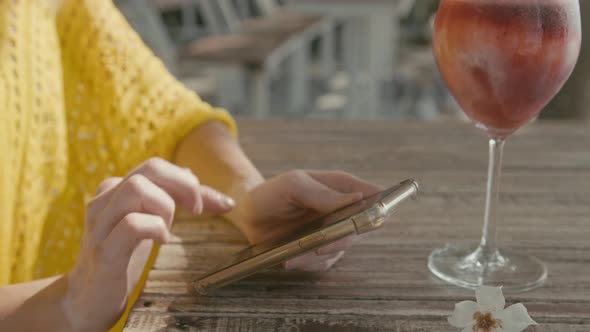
291, 173, 363, 214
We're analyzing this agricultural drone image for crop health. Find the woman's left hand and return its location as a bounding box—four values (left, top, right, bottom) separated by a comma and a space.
227, 170, 381, 272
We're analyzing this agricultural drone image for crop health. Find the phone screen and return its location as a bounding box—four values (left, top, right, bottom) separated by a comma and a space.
206, 186, 398, 273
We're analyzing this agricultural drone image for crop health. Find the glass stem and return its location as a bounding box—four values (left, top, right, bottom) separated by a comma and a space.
479, 138, 505, 257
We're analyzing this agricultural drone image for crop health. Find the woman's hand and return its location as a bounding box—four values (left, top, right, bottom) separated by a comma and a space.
175, 124, 380, 271
64, 158, 234, 331
227, 170, 381, 272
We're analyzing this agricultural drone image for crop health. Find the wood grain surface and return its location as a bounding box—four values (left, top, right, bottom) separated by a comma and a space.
125, 120, 590, 332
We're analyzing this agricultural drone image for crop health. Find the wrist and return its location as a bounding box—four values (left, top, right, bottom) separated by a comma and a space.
62, 272, 111, 332
33, 275, 80, 332
227, 174, 264, 198
174, 121, 263, 199
224, 174, 264, 230
61, 274, 84, 332
0, 276, 77, 332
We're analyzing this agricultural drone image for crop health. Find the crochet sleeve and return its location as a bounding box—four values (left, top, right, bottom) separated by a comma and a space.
57, 0, 237, 174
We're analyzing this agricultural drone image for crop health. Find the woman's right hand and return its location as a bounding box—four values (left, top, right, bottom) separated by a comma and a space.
63, 158, 235, 331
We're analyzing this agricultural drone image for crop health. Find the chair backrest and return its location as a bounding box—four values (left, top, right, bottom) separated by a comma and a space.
233, 0, 253, 19
199, 0, 242, 33
254, 0, 278, 16
217, 0, 242, 32
199, 0, 285, 35
197, 0, 225, 34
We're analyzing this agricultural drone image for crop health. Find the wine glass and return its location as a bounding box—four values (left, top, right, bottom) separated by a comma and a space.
428, 0, 582, 292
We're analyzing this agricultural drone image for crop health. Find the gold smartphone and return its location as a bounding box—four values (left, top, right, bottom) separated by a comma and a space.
194, 179, 419, 294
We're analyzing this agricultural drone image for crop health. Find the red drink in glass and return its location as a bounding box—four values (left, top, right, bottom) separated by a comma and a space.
428, 0, 581, 292
434, 0, 582, 138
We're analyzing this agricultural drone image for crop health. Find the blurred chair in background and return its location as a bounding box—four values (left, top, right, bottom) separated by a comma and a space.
151, 0, 204, 43
181, 0, 333, 117
119, 0, 335, 118
286, 0, 416, 119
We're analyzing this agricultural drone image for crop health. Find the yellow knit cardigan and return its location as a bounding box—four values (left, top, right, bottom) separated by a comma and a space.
0, 0, 235, 330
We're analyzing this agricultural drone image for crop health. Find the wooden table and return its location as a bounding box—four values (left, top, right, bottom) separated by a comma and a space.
125, 120, 590, 331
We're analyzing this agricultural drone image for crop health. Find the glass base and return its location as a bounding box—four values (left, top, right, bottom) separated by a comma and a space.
428, 243, 547, 293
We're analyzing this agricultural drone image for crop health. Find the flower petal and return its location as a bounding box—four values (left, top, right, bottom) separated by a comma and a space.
496, 303, 538, 332
448, 300, 478, 328
476, 286, 506, 312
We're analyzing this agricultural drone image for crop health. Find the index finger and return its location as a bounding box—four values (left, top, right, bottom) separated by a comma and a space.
128, 158, 204, 213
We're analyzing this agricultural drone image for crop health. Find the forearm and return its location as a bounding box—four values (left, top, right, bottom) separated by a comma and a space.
0, 276, 73, 331
174, 121, 264, 225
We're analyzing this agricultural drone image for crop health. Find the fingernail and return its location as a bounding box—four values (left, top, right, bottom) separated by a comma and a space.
192, 200, 203, 214
162, 231, 170, 244
219, 194, 235, 209
327, 251, 345, 265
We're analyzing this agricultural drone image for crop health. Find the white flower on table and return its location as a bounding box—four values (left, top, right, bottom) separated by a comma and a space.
448, 286, 537, 332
